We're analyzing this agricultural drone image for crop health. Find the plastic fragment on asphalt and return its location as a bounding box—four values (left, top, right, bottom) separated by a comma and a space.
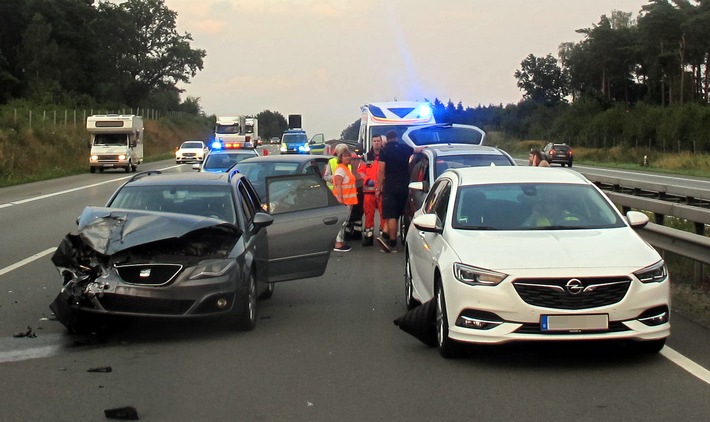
87, 366, 112, 373
104, 406, 139, 420
393, 299, 437, 347
13, 327, 37, 338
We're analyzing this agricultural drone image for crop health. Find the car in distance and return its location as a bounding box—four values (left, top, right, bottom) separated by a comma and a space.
401, 144, 516, 242
49, 170, 348, 333
193, 145, 259, 173
175, 140, 209, 164
542, 142, 574, 167
404, 166, 670, 358
280, 130, 326, 155
234, 154, 330, 203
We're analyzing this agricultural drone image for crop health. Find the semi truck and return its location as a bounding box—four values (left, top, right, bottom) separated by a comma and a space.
87, 114, 144, 173
214, 115, 255, 148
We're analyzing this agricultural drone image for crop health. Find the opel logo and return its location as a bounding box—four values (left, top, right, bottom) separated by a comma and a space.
565, 279, 584, 295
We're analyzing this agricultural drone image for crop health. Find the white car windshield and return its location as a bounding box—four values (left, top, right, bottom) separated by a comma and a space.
452, 183, 624, 230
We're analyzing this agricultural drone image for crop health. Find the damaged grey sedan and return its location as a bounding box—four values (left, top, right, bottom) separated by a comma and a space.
50, 170, 348, 333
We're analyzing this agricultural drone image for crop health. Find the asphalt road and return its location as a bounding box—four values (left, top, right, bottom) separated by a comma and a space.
0, 160, 709, 421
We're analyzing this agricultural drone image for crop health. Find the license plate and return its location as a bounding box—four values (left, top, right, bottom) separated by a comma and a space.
104, 164, 114, 167
540, 314, 608, 331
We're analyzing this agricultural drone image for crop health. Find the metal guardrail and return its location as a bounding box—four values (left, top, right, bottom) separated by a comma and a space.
580, 171, 709, 282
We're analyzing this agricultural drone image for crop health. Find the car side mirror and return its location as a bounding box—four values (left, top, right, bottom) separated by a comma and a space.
253, 212, 274, 230
626, 210, 649, 229
412, 213, 443, 234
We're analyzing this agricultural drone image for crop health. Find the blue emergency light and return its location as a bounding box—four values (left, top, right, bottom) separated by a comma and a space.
418, 104, 432, 118
211, 140, 223, 149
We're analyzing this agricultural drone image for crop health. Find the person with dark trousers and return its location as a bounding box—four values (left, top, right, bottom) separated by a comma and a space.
359, 135, 384, 246
375, 131, 421, 252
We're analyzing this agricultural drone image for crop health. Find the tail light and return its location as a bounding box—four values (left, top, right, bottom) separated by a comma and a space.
549, 149, 556, 156
569, 149, 574, 156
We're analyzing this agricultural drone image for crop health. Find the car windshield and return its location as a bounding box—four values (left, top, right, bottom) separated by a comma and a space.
181, 142, 203, 149
109, 185, 237, 223
368, 125, 409, 141
452, 183, 624, 230
434, 154, 513, 178
203, 153, 254, 172
94, 133, 128, 146
283, 133, 307, 143
408, 126, 484, 146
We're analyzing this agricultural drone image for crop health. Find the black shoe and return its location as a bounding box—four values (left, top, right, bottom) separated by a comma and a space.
381, 231, 390, 241
333, 244, 352, 252
376, 237, 391, 253
388, 239, 398, 253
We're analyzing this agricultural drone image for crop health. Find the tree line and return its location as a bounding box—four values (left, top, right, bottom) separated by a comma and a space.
0, 0, 204, 113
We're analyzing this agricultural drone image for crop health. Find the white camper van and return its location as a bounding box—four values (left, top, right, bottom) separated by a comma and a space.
87, 114, 144, 173
357, 101, 435, 152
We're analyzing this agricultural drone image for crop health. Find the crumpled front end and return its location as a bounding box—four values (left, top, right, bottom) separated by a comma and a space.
50, 207, 243, 328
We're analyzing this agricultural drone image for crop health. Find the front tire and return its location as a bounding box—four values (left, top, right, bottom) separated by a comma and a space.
90, 167, 96, 174
234, 272, 257, 331
436, 281, 462, 358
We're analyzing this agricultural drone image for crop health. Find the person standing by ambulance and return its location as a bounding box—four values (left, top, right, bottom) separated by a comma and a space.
333, 146, 358, 252
358, 134, 384, 246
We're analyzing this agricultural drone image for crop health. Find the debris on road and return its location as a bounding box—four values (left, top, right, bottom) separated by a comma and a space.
104, 406, 139, 420
393, 299, 437, 347
87, 366, 112, 373
13, 327, 37, 338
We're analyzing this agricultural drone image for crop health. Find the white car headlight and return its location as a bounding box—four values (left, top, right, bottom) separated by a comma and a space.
634, 260, 667, 283
189, 259, 235, 280
454, 263, 507, 286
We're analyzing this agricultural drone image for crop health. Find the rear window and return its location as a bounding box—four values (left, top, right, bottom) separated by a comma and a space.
408, 126, 484, 146
434, 154, 513, 178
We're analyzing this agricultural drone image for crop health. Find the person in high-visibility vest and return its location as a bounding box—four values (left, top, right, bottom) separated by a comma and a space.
358, 134, 384, 246
323, 143, 351, 190
333, 146, 358, 252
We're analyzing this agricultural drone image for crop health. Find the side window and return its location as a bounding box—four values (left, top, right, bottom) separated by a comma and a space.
433, 182, 451, 223
423, 179, 448, 214
237, 180, 258, 225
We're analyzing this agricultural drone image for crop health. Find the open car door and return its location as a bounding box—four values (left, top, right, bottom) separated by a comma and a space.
265, 174, 348, 282
308, 133, 326, 155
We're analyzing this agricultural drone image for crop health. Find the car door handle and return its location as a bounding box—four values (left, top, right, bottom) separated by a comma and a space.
323, 216, 339, 225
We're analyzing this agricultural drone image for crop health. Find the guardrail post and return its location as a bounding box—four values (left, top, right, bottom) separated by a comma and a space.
694, 222, 706, 236
655, 213, 665, 225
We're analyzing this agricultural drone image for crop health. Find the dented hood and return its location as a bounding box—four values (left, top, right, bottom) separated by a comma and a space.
76, 206, 241, 255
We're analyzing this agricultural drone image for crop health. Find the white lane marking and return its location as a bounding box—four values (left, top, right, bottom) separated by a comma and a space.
0, 344, 63, 364
662, 346, 710, 385
0, 164, 182, 208
0, 248, 57, 277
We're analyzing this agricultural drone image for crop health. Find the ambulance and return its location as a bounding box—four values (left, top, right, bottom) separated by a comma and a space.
357, 101, 435, 153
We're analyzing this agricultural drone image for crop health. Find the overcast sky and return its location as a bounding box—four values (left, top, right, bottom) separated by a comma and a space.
169, 0, 649, 139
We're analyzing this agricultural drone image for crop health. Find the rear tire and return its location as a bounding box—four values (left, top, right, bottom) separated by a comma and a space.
436, 281, 463, 358
568, 161, 573, 168
124, 161, 131, 173
259, 282, 275, 300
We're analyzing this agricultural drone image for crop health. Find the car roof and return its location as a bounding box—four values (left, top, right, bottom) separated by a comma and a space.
423, 144, 509, 157
237, 154, 328, 164
122, 171, 240, 187
445, 166, 590, 186
207, 149, 258, 155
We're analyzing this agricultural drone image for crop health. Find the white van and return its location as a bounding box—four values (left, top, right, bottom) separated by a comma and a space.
357, 101, 435, 153
87, 114, 144, 173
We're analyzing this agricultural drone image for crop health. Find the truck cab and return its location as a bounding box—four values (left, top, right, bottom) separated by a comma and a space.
87, 114, 144, 173
215, 116, 254, 148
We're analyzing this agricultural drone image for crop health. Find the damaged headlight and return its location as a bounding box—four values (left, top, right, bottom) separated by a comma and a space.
189, 259, 235, 280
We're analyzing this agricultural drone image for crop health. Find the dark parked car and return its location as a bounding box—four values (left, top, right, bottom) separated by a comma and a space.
233, 154, 330, 202
401, 144, 516, 241
50, 170, 348, 333
542, 142, 574, 167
